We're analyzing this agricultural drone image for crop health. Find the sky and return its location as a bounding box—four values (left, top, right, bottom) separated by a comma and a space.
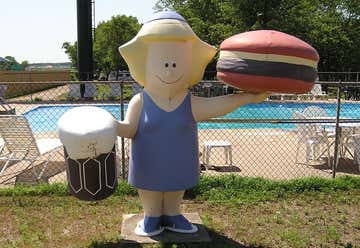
0, 0, 159, 63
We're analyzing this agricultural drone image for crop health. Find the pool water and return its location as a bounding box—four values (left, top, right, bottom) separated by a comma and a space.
23, 102, 360, 132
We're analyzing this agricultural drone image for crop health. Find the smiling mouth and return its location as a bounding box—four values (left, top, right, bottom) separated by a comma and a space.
156, 74, 184, 85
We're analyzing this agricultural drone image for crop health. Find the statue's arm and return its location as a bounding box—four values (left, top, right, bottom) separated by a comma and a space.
117, 93, 143, 138
191, 92, 269, 122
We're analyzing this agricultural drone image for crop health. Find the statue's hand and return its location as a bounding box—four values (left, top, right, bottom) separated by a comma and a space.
251, 92, 270, 103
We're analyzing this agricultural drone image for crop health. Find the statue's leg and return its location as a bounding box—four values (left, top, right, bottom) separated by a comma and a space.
139, 189, 163, 216
163, 190, 184, 215
135, 189, 164, 236
162, 190, 198, 233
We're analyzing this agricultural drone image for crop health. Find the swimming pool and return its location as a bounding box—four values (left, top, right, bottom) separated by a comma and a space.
23, 102, 360, 132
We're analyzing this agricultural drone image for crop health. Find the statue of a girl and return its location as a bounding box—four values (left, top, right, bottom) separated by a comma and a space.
117, 11, 268, 236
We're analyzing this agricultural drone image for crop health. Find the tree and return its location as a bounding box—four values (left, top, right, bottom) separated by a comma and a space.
155, 0, 360, 72
62, 15, 141, 79
0, 56, 27, 71
21, 61, 29, 69
0, 57, 12, 71
93, 15, 141, 79
62, 41, 78, 68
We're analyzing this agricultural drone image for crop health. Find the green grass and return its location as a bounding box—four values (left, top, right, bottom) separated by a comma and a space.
186, 175, 360, 203
2, 175, 359, 201
0, 175, 359, 247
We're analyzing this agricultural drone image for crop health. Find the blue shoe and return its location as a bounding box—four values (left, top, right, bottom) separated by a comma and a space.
135, 216, 164, 236
162, 215, 198, 233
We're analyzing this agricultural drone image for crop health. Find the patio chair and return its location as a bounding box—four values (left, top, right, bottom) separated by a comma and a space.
303, 106, 336, 134
303, 106, 327, 117
202, 140, 233, 170
0, 115, 63, 180
293, 111, 333, 166
304, 106, 336, 154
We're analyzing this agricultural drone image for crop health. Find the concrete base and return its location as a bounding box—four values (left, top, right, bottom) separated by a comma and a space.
121, 213, 211, 243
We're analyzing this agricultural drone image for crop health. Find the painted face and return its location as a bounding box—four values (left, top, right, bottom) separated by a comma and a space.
145, 41, 192, 96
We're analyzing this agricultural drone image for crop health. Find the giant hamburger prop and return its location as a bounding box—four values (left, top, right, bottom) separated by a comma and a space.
217, 30, 319, 93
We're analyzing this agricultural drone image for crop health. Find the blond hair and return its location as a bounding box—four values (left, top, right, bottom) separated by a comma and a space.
119, 19, 217, 86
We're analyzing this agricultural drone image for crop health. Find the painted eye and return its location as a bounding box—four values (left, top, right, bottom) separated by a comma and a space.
172, 62, 176, 68
165, 63, 169, 68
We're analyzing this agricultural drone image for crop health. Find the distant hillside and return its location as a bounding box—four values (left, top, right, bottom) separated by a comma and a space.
26, 62, 72, 70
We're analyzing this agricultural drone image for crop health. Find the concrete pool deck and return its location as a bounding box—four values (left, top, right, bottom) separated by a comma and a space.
199, 129, 360, 178
1, 94, 360, 186
0, 128, 358, 187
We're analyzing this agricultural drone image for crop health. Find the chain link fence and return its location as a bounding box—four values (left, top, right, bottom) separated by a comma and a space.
0, 72, 359, 186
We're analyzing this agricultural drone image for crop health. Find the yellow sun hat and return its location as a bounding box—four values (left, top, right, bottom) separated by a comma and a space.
119, 10, 217, 86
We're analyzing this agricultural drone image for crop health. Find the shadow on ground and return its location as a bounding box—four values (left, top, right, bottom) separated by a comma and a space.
312, 157, 360, 175
200, 164, 241, 173
88, 228, 265, 248
15, 161, 66, 184
0, 159, 66, 185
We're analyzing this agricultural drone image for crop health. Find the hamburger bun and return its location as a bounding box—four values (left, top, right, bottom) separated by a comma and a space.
216, 30, 319, 93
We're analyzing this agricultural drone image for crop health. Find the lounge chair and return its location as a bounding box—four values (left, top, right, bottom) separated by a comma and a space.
311, 84, 327, 100
297, 84, 327, 100
269, 93, 297, 101
68, 83, 96, 100
0, 115, 62, 181
303, 106, 327, 117
0, 97, 15, 115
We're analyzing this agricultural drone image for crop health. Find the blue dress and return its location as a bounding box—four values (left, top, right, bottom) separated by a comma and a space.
128, 91, 199, 191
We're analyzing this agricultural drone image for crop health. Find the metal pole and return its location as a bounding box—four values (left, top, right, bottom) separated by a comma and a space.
76, 0, 94, 97
92, 0, 96, 41
332, 81, 342, 178
120, 82, 126, 180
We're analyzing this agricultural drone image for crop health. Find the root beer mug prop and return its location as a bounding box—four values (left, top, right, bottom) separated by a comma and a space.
58, 106, 118, 201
